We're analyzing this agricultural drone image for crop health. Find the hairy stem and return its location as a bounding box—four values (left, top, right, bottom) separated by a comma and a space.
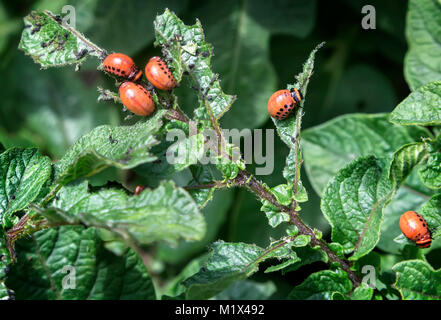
235, 170, 362, 287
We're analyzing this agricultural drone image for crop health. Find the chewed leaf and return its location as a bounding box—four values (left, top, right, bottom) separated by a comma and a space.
19, 10, 104, 68
154, 9, 236, 122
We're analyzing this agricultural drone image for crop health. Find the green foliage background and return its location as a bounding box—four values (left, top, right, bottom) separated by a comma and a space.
1, 0, 441, 300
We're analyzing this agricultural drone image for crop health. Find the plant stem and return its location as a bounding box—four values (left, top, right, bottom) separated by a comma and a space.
235, 170, 362, 287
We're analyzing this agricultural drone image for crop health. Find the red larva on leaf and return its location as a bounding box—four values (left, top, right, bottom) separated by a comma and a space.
144, 56, 177, 91
267, 88, 302, 120
119, 82, 155, 116
134, 185, 146, 195
399, 211, 432, 248
103, 53, 142, 81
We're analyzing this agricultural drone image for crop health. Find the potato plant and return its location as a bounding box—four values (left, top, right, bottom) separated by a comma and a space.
1, 0, 441, 301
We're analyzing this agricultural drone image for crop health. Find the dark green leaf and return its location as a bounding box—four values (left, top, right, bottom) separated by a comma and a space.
321, 156, 392, 260
393, 260, 441, 300
6, 226, 156, 300
212, 280, 276, 300
0, 148, 51, 227
289, 269, 352, 300
404, 0, 441, 90
37, 180, 205, 245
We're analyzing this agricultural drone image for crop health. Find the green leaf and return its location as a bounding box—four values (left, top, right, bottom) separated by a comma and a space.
213, 280, 277, 300
154, 9, 236, 123
388, 142, 428, 189
260, 199, 290, 228
393, 260, 441, 300
53, 111, 165, 188
184, 241, 264, 299
0, 148, 51, 227
19, 10, 103, 69
404, 0, 441, 90
303, 113, 432, 254
6, 226, 156, 299
37, 180, 205, 245
292, 235, 311, 247
270, 184, 293, 206
419, 193, 441, 238
390, 81, 441, 126
349, 283, 374, 300
419, 136, 441, 189
289, 269, 352, 300
302, 113, 430, 196
321, 156, 392, 260
184, 239, 295, 299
